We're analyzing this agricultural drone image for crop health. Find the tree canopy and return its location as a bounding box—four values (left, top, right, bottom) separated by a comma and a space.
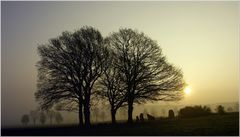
36, 26, 108, 126
36, 27, 185, 125
104, 28, 185, 123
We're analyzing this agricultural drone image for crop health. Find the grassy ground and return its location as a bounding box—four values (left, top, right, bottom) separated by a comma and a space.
2, 112, 239, 136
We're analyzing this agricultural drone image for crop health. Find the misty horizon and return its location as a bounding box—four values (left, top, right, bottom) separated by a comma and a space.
1, 1, 239, 128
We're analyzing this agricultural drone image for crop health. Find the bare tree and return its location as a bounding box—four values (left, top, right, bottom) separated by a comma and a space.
77, 27, 109, 126
36, 26, 108, 127
21, 114, 29, 126
36, 30, 83, 126
96, 51, 127, 124
105, 28, 185, 123
30, 110, 39, 125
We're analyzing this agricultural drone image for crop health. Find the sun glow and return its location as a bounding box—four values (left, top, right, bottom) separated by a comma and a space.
184, 86, 191, 95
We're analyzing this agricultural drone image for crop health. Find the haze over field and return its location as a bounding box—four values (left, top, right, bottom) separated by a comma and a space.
1, 1, 239, 127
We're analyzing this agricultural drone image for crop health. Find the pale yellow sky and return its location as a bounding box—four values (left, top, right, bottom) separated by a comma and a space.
1, 1, 239, 126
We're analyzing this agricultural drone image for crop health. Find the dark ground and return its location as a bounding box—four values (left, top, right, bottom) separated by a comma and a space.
2, 112, 239, 136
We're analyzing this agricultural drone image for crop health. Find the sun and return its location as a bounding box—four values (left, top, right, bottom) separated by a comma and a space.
184, 86, 191, 95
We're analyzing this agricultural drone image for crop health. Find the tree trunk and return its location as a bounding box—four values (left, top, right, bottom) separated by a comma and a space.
84, 99, 91, 127
111, 108, 116, 124
78, 102, 83, 127
127, 99, 134, 123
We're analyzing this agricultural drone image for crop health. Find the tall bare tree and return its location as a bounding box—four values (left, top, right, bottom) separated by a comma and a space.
21, 114, 29, 126
97, 51, 127, 123
77, 27, 109, 126
105, 28, 185, 123
36, 30, 83, 126
30, 110, 39, 125
36, 26, 108, 127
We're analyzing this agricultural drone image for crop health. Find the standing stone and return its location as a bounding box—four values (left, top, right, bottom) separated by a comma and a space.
168, 109, 175, 118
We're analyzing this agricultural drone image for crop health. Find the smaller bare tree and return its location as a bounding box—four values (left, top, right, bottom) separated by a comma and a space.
21, 114, 29, 126
97, 51, 127, 124
216, 105, 225, 114
105, 28, 185, 123
30, 110, 39, 125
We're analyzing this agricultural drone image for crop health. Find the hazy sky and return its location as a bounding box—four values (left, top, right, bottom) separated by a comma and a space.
1, 1, 239, 127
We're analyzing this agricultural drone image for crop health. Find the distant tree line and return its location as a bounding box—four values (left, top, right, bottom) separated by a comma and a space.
35, 26, 186, 127
21, 109, 63, 126
178, 106, 211, 118
176, 105, 229, 118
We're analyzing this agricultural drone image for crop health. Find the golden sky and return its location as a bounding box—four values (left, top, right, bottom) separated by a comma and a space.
1, 1, 239, 126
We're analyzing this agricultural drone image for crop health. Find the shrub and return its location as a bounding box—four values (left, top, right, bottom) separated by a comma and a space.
217, 105, 225, 114
179, 105, 211, 118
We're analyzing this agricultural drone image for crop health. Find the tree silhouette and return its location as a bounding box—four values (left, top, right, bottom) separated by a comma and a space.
36, 26, 108, 127
39, 111, 46, 125
77, 27, 108, 126
140, 113, 144, 122
21, 114, 29, 126
30, 110, 39, 125
105, 28, 185, 123
55, 112, 63, 124
217, 105, 225, 114
36, 30, 84, 125
96, 51, 127, 124
36, 27, 184, 125
179, 106, 211, 118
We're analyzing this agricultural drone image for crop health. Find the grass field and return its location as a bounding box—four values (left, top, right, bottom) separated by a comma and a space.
2, 112, 239, 136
